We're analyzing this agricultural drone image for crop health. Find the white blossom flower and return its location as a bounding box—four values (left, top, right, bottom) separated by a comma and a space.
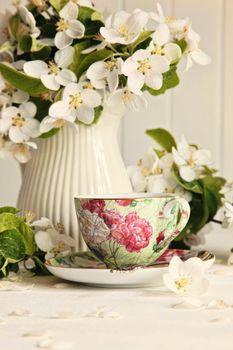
184, 25, 211, 71
172, 136, 211, 182
107, 88, 148, 111
100, 10, 148, 45
10, 141, 37, 163
54, 1, 85, 50
40, 101, 78, 133
222, 201, 233, 229
150, 3, 190, 34
0, 75, 29, 106
127, 165, 147, 192
50, 82, 102, 125
0, 102, 40, 143
149, 23, 182, 64
163, 256, 212, 295
33, 217, 75, 260
122, 49, 170, 95
82, 40, 107, 54
23, 47, 76, 91
87, 58, 123, 92
18, 5, 40, 38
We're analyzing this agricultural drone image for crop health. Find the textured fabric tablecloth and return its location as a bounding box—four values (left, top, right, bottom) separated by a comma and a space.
1, 262, 233, 350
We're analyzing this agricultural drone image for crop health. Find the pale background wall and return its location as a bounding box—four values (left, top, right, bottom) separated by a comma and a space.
0, 0, 233, 253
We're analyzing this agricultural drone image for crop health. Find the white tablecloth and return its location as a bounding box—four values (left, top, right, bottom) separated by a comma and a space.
1, 262, 233, 350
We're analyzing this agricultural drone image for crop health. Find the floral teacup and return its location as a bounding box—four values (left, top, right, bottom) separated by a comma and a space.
74, 193, 190, 270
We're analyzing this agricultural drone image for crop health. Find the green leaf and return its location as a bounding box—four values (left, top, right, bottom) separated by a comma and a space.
145, 65, 179, 96
40, 128, 60, 139
75, 49, 114, 80
93, 106, 103, 124
69, 40, 91, 75
153, 148, 166, 158
175, 39, 187, 53
0, 229, 26, 266
172, 167, 203, 194
8, 14, 20, 39
31, 46, 52, 60
0, 213, 21, 233
49, 0, 69, 11
129, 30, 153, 52
78, 6, 96, 22
17, 221, 36, 256
19, 35, 33, 52
0, 63, 48, 97
0, 207, 20, 214
146, 128, 177, 152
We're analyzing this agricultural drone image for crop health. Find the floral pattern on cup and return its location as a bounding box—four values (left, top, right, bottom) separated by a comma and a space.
76, 196, 190, 269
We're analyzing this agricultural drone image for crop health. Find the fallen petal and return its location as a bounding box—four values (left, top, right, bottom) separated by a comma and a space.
206, 299, 231, 310
9, 309, 31, 316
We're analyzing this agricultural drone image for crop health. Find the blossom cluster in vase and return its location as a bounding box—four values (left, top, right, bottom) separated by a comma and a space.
128, 128, 228, 247
0, 0, 210, 162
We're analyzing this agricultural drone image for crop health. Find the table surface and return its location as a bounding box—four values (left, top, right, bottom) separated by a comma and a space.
1, 261, 233, 350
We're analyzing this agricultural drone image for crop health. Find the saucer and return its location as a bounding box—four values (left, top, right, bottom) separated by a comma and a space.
46, 250, 214, 288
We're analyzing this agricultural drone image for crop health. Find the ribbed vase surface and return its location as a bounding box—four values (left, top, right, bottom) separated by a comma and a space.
17, 108, 132, 250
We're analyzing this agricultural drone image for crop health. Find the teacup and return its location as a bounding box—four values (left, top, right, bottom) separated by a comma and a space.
74, 193, 190, 270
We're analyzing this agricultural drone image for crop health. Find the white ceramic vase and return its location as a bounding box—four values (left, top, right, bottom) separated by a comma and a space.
17, 106, 132, 250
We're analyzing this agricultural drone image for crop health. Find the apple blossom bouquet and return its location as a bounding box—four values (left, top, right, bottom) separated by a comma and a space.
0, 0, 210, 163
128, 128, 228, 248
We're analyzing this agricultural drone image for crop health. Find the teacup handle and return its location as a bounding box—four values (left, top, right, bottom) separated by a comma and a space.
173, 198, 190, 237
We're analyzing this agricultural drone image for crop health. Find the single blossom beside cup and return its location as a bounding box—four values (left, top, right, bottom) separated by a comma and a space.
163, 256, 214, 295
33, 217, 75, 260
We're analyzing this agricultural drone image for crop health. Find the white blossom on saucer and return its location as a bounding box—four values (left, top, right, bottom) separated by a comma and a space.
33, 217, 75, 259
149, 23, 182, 64
87, 58, 123, 92
172, 136, 211, 182
107, 88, 148, 111
184, 25, 211, 71
23, 47, 76, 91
0, 102, 40, 143
58, 81, 102, 125
222, 201, 233, 229
100, 10, 148, 45
163, 256, 211, 295
55, 1, 85, 49
18, 5, 40, 38
40, 101, 78, 133
122, 49, 170, 95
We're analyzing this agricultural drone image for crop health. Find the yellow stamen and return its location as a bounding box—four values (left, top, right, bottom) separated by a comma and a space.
69, 94, 83, 109
56, 19, 69, 32
118, 24, 130, 39
12, 114, 25, 128
83, 82, 94, 90
175, 277, 189, 291
137, 58, 151, 74
54, 119, 65, 128
105, 60, 117, 72
122, 90, 133, 102
48, 61, 60, 75
166, 16, 176, 24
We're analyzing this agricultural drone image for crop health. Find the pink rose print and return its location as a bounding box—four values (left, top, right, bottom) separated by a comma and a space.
81, 199, 105, 215
182, 210, 189, 219
116, 199, 133, 206
101, 209, 124, 226
156, 231, 165, 245
110, 212, 153, 253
